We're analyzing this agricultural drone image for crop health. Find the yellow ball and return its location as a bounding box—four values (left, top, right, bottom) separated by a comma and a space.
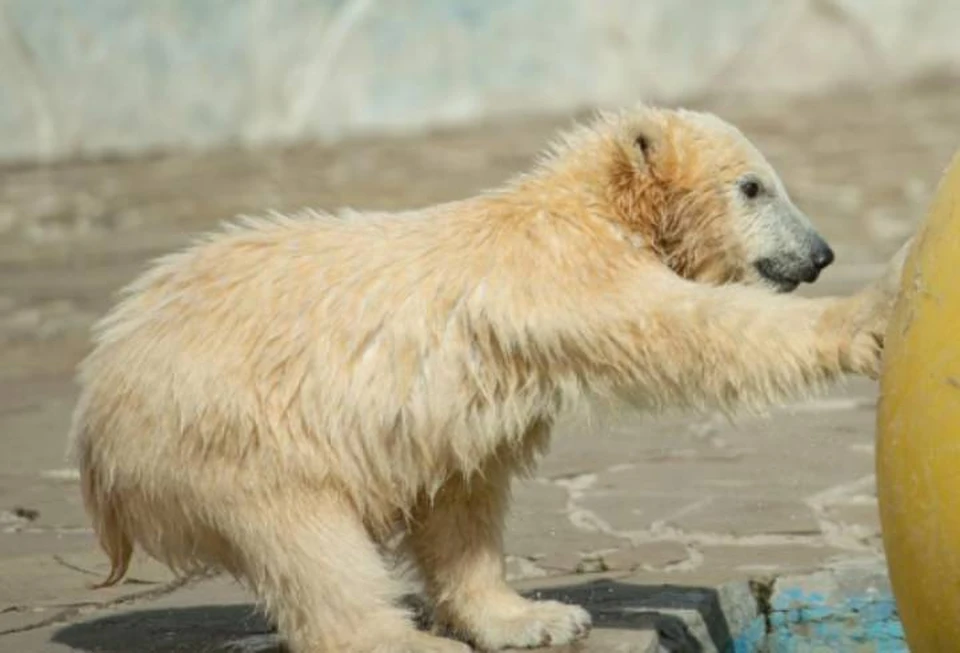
878, 150, 960, 652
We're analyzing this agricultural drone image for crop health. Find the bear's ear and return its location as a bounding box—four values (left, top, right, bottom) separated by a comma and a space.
634, 134, 652, 158
631, 130, 657, 174
630, 118, 663, 172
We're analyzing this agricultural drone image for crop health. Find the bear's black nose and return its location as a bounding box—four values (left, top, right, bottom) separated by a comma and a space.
798, 238, 834, 283
811, 241, 835, 270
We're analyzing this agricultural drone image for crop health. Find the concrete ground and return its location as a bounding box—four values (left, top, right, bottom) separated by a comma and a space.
1, 78, 958, 651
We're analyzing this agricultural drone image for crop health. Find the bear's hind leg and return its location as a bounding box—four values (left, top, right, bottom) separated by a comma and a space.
409, 459, 591, 650
228, 493, 469, 653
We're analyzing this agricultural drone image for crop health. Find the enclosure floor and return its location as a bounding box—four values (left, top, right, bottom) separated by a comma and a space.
2, 78, 956, 651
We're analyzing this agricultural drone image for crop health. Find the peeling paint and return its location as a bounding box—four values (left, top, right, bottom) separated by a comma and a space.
726, 565, 906, 652
765, 586, 904, 652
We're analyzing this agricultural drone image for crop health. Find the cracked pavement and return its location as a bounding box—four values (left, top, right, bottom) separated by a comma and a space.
1, 78, 957, 651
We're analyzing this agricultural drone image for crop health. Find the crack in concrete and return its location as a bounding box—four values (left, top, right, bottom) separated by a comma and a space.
49, 554, 156, 585
539, 465, 879, 575
804, 475, 878, 552
1, 525, 94, 535
504, 555, 551, 581
748, 577, 776, 635
0, 574, 197, 637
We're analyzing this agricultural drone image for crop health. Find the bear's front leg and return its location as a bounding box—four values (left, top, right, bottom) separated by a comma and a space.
409, 449, 591, 651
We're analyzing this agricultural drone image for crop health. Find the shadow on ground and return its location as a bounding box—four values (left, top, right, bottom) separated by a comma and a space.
51, 579, 735, 652
52, 604, 273, 653
531, 580, 729, 651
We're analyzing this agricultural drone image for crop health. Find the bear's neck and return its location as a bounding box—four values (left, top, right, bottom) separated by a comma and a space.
489, 143, 662, 255
501, 149, 626, 224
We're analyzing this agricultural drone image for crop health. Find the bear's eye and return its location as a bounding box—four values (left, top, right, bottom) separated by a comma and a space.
740, 179, 763, 199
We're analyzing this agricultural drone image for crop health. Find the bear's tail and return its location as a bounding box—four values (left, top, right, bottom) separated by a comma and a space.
78, 445, 133, 589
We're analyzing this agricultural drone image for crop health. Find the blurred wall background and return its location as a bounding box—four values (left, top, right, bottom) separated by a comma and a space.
2, 0, 959, 165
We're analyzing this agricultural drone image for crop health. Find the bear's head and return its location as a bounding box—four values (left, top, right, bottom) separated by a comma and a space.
547, 105, 834, 292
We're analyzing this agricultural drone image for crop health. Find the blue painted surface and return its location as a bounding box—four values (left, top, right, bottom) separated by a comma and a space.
731, 615, 767, 653
731, 584, 907, 652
